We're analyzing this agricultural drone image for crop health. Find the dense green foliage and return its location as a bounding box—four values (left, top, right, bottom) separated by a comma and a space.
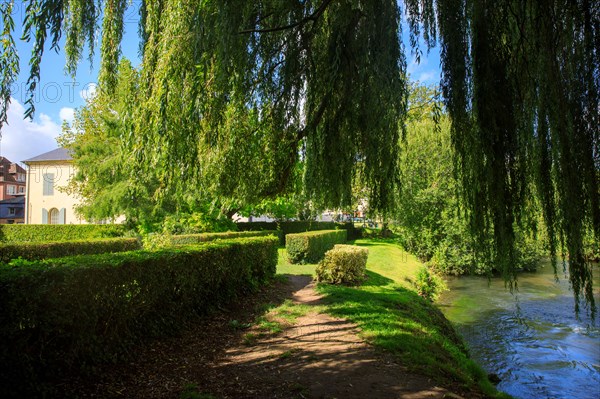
316, 244, 368, 285
0, 236, 278, 397
286, 229, 347, 264
158, 209, 238, 235
59, 60, 245, 230
169, 230, 277, 246
0, 237, 140, 262
428, 0, 599, 312
394, 83, 544, 275
413, 266, 447, 302
58, 59, 154, 224
238, 193, 311, 222
60, 59, 227, 228
0, 1, 597, 310
0, 224, 127, 243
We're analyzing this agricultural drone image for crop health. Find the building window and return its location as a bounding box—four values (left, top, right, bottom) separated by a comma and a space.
16, 173, 25, 182
17, 186, 25, 194
6, 185, 16, 195
43, 173, 54, 196
49, 208, 59, 225
8, 208, 15, 216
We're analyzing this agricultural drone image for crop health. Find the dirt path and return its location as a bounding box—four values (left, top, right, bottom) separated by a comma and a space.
216, 276, 456, 399
59, 276, 465, 399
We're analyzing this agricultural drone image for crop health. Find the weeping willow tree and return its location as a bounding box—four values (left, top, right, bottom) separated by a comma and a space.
0, 0, 598, 312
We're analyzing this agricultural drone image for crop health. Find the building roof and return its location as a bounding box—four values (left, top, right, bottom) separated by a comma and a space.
23, 148, 73, 163
0, 196, 24, 204
0, 157, 26, 173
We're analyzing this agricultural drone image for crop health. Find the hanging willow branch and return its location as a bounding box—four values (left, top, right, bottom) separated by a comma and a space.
408, 0, 599, 313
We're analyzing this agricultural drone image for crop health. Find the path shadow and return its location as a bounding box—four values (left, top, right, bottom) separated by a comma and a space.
281, 274, 313, 291
208, 302, 452, 399
54, 275, 311, 399
361, 270, 395, 287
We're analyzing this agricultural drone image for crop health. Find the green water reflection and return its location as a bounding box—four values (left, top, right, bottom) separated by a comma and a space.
438, 261, 600, 399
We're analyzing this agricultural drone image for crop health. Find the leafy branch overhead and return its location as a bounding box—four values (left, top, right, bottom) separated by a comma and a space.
1, 0, 598, 312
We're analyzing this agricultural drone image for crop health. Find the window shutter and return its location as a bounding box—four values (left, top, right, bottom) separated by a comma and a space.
43, 173, 54, 196
59, 208, 66, 224
42, 208, 48, 224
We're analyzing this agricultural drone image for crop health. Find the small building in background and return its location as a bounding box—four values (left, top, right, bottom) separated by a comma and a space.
0, 197, 25, 224
23, 148, 88, 225
0, 157, 27, 200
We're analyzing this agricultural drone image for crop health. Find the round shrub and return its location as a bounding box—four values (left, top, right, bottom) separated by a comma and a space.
414, 266, 447, 301
316, 244, 368, 285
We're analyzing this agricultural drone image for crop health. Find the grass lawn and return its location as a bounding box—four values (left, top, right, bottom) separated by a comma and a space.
276, 238, 510, 398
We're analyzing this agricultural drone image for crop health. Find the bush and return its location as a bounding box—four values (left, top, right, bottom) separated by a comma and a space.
0, 236, 278, 397
0, 224, 127, 243
161, 211, 237, 235
286, 229, 347, 264
170, 230, 278, 246
0, 238, 141, 263
316, 244, 368, 285
414, 266, 447, 302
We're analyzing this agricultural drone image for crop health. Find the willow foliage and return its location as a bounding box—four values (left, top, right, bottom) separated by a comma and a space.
0, 0, 598, 312
427, 0, 599, 313
130, 0, 406, 213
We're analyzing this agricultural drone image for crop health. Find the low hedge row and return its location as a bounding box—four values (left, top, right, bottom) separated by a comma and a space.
0, 224, 127, 243
170, 230, 278, 245
0, 236, 278, 397
286, 229, 347, 264
316, 244, 369, 285
0, 238, 141, 263
237, 221, 361, 243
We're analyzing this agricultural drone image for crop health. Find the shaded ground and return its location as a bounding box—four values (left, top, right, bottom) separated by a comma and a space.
58, 276, 469, 399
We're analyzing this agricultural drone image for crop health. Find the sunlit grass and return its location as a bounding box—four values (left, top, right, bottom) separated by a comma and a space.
276, 238, 510, 398
353, 238, 421, 288
276, 248, 317, 276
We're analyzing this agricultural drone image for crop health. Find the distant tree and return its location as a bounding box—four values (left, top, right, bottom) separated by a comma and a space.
59, 59, 237, 230
58, 59, 155, 225
395, 81, 543, 275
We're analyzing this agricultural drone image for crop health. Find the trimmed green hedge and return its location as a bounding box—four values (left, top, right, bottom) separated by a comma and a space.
170, 230, 277, 245
0, 224, 127, 243
286, 229, 347, 264
0, 238, 141, 263
236, 221, 278, 231
0, 236, 278, 397
316, 244, 369, 285
237, 221, 360, 243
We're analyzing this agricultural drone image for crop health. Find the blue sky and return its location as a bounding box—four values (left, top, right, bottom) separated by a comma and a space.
1, 1, 142, 164
1, 4, 440, 165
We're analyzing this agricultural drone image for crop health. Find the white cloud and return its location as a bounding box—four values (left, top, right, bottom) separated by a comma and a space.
79, 83, 97, 101
59, 107, 75, 123
0, 98, 63, 164
417, 71, 436, 83
407, 55, 440, 85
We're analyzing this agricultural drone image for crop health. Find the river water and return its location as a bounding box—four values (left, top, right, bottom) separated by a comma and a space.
438, 261, 600, 399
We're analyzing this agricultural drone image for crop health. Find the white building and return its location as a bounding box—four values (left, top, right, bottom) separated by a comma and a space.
23, 148, 88, 224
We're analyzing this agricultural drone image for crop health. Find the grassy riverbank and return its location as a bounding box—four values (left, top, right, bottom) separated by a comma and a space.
277, 238, 511, 398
